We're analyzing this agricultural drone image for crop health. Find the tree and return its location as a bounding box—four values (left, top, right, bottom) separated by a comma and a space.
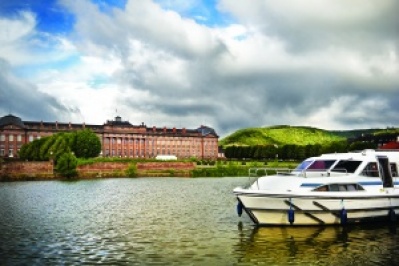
71, 129, 101, 158
56, 152, 78, 178
39, 135, 57, 160
49, 134, 71, 162
349, 141, 377, 151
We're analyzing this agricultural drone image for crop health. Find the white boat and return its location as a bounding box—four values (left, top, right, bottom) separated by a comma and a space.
233, 149, 399, 225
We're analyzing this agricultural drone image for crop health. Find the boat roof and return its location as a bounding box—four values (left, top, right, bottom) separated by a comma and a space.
316, 149, 399, 161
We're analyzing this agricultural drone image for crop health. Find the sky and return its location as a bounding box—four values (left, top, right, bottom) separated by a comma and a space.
0, 0, 398, 138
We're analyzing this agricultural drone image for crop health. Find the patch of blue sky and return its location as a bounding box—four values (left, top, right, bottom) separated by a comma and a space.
0, 0, 75, 34
14, 54, 81, 79
91, 0, 127, 13
88, 75, 111, 88
154, 0, 234, 27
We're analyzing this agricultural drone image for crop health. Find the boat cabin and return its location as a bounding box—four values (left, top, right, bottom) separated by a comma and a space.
294, 150, 399, 179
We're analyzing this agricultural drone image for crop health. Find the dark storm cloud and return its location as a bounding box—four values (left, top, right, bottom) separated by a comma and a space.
5, 0, 395, 137
0, 59, 77, 121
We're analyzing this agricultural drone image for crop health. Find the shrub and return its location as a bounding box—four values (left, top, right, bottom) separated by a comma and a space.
125, 163, 137, 177
56, 152, 78, 178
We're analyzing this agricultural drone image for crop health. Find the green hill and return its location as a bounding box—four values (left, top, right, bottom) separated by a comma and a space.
219, 126, 346, 147
219, 126, 399, 148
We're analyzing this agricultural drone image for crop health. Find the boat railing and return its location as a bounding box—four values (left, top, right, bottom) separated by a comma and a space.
299, 168, 349, 178
248, 167, 292, 177
248, 167, 292, 189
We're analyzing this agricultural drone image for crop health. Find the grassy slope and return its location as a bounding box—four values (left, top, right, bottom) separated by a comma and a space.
219, 126, 399, 147
219, 126, 346, 147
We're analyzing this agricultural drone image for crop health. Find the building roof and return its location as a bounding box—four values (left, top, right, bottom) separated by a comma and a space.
197, 125, 218, 137
0, 114, 25, 128
0, 114, 219, 138
104, 116, 133, 127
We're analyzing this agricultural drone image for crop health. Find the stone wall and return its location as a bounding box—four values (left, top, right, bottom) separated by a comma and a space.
136, 162, 195, 170
0, 161, 196, 180
77, 162, 130, 178
0, 161, 54, 181
136, 162, 196, 177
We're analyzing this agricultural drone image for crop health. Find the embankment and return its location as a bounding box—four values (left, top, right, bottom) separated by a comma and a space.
0, 161, 196, 181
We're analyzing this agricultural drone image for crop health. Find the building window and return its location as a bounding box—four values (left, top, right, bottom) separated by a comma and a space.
29, 135, 34, 142
0, 149, 4, 156
17, 135, 22, 142
0, 134, 4, 141
9, 135, 13, 141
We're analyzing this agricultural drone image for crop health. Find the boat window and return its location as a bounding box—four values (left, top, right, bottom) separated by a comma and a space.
314, 185, 328, 191
347, 184, 356, 191
294, 160, 313, 171
329, 184, 339, 191
331, 160, 362, 174
313, 184, 365, 192
390, 163, 398, 177
307, 160, 336, 170
361, 162, 379, 177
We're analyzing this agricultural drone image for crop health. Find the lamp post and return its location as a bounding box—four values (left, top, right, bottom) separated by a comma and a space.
50, 151, 53, 176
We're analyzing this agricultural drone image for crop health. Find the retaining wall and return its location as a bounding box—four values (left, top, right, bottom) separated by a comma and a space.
0, 161, 54, 181
0, 161, 196, 181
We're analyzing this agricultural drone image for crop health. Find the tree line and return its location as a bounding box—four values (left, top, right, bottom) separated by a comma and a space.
19, 129, 101, 177
223, 141, 377, 160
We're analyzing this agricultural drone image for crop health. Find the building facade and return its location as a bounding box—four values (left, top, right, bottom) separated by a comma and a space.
0, 114, 219, 159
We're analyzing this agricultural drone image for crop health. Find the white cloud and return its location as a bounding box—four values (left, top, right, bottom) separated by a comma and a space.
0, 11, 36, 65
2, 0, 399, 137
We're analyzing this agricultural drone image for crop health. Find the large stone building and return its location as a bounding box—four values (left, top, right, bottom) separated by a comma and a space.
0, 114, 219, 159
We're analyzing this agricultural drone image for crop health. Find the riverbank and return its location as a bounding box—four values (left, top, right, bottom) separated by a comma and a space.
0, 160, 196, 181
0, 159, 298, 181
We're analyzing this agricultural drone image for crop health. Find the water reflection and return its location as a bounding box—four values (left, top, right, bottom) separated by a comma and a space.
0, 178, 398, 265
235, 223, 399, 266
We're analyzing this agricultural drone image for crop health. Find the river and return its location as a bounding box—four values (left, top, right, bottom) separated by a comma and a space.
0, 177, 398, 265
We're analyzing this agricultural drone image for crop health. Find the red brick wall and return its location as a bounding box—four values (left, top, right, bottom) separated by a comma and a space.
0, 161, 196, 180
77, 162, 130, 178
77, 162, 130, 172
0, 161, 53, 180
136, 162, 195, 170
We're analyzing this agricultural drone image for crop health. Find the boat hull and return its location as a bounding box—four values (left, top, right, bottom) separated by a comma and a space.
236, 193, 399, 225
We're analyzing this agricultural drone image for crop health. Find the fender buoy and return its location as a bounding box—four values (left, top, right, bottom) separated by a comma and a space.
237, 201, 243, 217
288, 209, 295, 225
340, 208, 347, 225
388, 208, 396, 222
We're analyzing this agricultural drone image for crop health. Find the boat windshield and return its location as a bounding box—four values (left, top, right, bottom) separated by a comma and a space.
307, 160, 336, 170
361, 162, 379, 177
294, 160, 313, 171
331, 160, 362, 173
294, 159, 336, 171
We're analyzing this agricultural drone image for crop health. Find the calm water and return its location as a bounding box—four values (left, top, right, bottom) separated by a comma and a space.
0, 177, 398, 266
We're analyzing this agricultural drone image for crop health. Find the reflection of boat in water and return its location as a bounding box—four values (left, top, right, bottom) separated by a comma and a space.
234, 150, 399, 225
234, 223, 399, 265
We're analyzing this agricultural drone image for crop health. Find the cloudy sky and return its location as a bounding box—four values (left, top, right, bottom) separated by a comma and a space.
1, 0, 398, 137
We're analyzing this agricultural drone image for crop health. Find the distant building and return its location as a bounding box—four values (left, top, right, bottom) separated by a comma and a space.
380, 136, 399, 150
0, 114, 219, 159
